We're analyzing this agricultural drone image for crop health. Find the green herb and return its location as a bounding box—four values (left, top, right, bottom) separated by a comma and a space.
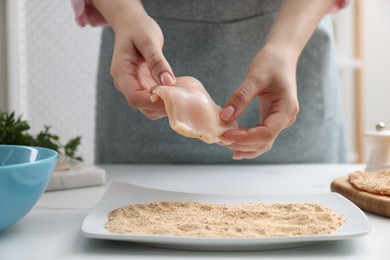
0, 110, 83, 161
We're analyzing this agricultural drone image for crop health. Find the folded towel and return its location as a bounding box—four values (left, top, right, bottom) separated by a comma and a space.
46, 164, 106, 191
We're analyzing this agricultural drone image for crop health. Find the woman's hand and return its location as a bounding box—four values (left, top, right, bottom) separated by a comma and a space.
220, 46, 299, 160
218, 0, 337, 160
92, 0, 175, 120
111, 14, 175, 120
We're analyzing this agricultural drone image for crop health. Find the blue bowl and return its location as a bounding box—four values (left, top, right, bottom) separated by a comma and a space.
0, 145, 58, 232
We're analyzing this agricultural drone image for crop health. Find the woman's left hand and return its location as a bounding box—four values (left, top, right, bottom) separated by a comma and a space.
219, 45, 300, 160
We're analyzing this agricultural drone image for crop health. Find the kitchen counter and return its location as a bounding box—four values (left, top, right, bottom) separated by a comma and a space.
0, 164, 389, 259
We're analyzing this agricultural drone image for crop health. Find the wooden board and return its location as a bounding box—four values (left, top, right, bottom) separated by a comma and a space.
331, 176, 390, 218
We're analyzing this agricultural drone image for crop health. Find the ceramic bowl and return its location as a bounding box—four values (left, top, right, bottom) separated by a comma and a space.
0, 145, 58, 232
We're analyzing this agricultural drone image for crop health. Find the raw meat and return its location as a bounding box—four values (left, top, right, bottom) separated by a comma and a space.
151, 76, 238, 144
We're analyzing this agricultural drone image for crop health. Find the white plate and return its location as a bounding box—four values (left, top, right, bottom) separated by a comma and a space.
81, 181, 370, 251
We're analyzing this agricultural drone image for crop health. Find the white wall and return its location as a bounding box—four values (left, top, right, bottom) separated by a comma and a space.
333, 0, 390, 163
6, 0, 102, 164
362, 0, 390, 145
0, 0, 7, 111
333, 2, 357, 162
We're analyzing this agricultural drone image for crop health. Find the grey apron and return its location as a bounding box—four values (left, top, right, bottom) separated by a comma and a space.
95, 0, 346, 164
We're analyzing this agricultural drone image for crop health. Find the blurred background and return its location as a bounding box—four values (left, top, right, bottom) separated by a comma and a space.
0, 0, 389, 164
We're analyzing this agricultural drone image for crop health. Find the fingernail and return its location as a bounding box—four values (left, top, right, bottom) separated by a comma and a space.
220, 105, 235, 121
160, 71, 175, 85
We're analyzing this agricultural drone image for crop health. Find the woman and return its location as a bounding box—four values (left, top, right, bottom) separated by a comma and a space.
72, 0, 348, 164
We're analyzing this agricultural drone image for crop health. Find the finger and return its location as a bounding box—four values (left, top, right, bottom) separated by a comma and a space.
137, 41, 175, 86
232, 150, 264, 160
261, 107, 292, 136
220, 77, 267, 122
140, 108, 167, 120
114, 76, 166, 111
223, 142, 270, 153
260, 95, 299, 131
131, 90, 166, 110
221, 126, 274, 145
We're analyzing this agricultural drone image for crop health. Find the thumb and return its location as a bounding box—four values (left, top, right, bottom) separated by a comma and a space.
139, 43, 175, 86
220, 79, 260, 122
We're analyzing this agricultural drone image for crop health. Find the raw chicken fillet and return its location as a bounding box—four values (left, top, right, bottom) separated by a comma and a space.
151, 76, 238, 144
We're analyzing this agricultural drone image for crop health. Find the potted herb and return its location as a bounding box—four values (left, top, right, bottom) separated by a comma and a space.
0, 110, 82, 171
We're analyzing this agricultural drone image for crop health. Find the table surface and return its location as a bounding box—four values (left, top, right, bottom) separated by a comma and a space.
1, 164, 389, 260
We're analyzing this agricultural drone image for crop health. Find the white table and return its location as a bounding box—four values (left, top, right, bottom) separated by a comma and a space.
0, 164, 389, 259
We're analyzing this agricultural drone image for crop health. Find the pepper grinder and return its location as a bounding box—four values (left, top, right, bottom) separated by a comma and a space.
365, 122, 390, 172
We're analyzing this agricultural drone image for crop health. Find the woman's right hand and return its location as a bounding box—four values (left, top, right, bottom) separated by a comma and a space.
93, 0, 175, 120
